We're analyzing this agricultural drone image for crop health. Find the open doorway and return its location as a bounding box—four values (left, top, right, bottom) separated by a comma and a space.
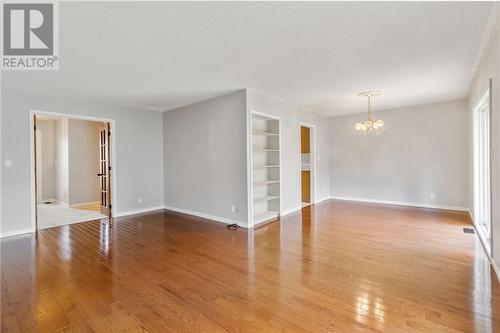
300, 124, 315, 207
32, 112, 114, 230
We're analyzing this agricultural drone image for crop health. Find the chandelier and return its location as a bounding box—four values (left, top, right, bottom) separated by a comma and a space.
355, 91, 384, 135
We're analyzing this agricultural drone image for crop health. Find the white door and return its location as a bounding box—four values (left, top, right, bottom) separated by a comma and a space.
473, 92, 491, 252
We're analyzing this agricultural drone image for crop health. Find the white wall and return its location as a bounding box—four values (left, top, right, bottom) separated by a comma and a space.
55, 118, 69, 204
68, 119, 101, 206
163, 90, 248, 225
247, 89, 331, 215
469, 4, 500, 266
36, 119, 57, 201
1, 88, 164, 236
330, 99, 470, 209
163, 89, 331, 226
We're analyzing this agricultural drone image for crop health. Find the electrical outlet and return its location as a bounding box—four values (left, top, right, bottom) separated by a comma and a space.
137, 197, 142, 204
232, 205, 240, 216
430, 193, 436, 200
4, 159, 12, 167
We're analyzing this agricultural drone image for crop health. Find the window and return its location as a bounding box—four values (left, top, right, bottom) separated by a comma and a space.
473, 89, 491, 255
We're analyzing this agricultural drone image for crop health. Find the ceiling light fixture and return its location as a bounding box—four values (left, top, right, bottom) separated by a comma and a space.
355, 90, 384, 135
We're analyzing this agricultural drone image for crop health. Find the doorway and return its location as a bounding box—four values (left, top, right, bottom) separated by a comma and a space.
473, 88, 492, 255
300, 124, 316, 207
31, 111, 115, 231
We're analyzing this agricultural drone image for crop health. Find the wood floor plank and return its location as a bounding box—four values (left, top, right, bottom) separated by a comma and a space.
1, 200, 499, 332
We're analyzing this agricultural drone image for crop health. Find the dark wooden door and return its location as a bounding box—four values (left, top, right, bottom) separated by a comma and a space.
99, 124, 111, 216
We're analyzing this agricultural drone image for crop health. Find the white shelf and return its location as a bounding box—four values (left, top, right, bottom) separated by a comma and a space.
253, 195, 280, 203
253, 211, 278, 224
252, 147, 279, 152
252, 129, 279, 136
253, 165, 280, 169
253, 180, 280, 187
251, 112, 281, 227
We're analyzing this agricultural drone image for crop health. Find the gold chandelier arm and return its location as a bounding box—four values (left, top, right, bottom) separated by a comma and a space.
368, 95, 372, 121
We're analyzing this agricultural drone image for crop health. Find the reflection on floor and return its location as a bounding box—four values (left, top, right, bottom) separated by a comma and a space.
38, 203, 107, 229
3, 200, 496, 331
76, 202, 101, 211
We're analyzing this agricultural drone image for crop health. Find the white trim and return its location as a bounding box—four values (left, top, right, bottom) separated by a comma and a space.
300, 122, 317, 205
330, 196, 469, 212
246, 107, 253, 228
0, 228, 33, 239
29, 109, 118, 232
70, 201, 100, 208
164, 206, 248, 228
39, 198, 57, 203
491, 259, 500, 283
114, 205, 165, 218
247, 110, 282, 228
282, 206, 302, 217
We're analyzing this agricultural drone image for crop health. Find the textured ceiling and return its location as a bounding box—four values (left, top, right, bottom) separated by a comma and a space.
1, 2, 493, 116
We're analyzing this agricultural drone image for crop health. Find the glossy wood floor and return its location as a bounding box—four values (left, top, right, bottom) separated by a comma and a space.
2, 200, 500, 332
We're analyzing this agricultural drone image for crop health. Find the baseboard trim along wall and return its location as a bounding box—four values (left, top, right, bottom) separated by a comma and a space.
114, 206, 166, 218
70, 201, 100, 208
492, 259, 500, 283
0, 228, 34, 239
282, 206, 302, 217
164, 205, 248, 228
330, 196, 469, 212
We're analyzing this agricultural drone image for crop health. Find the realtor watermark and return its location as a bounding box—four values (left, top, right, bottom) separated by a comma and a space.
1, 2, 59, 70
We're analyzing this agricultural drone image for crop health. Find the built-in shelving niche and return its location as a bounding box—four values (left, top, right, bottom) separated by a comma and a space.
251, 112, 281, 226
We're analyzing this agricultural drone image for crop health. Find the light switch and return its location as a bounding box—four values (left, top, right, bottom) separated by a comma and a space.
5, 159, 12, 167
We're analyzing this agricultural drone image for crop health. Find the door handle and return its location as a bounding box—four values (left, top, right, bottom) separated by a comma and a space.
97, 173, 105, 176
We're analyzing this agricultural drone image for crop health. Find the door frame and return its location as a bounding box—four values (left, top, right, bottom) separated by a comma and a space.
472, 84, 493, 258
300, 122, 317, 205
29, 109, 117, 232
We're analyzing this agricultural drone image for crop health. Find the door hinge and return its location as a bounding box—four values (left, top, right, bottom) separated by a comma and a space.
108, 166, 111, 171
109, 204, 112, 208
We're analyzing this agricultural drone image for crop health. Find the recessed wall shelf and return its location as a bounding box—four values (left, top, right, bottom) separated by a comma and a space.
252, 148, 279, 152
253, 165, 280, 169
250, 112, 281, 227
252, 129, 279, 136
253, 195, 280, 203
253, 180, 280, 186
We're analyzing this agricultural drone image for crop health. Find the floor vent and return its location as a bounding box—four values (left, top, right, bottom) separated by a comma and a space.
463, 227, 475, 234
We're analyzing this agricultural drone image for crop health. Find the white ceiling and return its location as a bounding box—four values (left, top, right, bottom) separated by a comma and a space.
2, 2, 492, 116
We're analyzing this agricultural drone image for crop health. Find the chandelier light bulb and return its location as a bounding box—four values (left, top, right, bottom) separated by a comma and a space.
354, 91, 384, 135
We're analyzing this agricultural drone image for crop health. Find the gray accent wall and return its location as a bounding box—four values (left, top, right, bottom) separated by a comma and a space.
330, 99, 470, 209
1, 88, 165, 235
246, 89, 331, 215
163, 89, 332, 226
163, 90, 248, 225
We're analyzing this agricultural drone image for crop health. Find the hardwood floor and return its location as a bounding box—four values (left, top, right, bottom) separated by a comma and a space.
1, 200, 499, 332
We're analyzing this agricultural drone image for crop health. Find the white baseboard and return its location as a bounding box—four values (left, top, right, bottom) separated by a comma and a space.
491, 259, 500, 283
0, 228, 34, 239
39, 198, 57, 203
70, 201, 99, 208
282, 206, 302, 216
164, 205, 248, 228
114, 205, 165, 218
280, 197, 330, 218
330, 196, 469, 212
